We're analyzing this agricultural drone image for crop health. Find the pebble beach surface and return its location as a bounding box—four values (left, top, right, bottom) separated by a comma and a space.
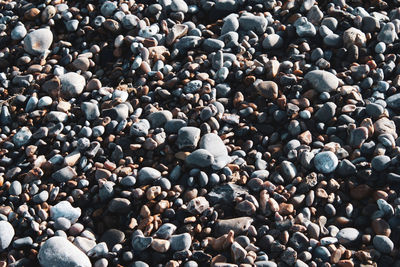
1, 0, 400, 267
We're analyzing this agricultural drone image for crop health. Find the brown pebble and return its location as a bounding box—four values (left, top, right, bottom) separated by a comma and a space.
151, 239, 170, 253
256, 81, 278, 100
371, 218, 391, 236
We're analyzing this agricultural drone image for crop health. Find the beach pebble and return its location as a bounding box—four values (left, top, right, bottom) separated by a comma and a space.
60, 72, 86, 99
23, 28, 53, 55
314, 151, 338, 173
304, 70, 339, 93
0, 221, 14, 251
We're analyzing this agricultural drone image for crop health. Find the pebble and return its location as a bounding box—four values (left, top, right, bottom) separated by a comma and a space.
262, 34, 284, 50
81, 102, 100, 121
0, 221, 14, 251
147, 110, 173, 128
373, 235, 394, 253
11, 23, 27, 40
60, 72, 86, 99
313, 151, 338, 173
138, 167, 161, 185
336, 228, 360, 245
304, 70, 339, 93
50, 201, 81, 223
170, 233, 191, 251
13, 126, 32, 147
177, 126, 201, 150
371, 155, 391, 171
23, 28, 53, 55
38, 236, 92, 267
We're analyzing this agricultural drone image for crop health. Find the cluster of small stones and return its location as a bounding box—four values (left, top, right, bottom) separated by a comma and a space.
1, 0, 400, 267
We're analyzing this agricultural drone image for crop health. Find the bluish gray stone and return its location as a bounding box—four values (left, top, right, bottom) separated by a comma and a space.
138, 167, 161, 185
177, 127, 201, 150
373, 235, 394, 253
314, 151, 338, 173
336, 227, 360, 245
304, 70, 339, 93
52, 166, 77, 183
170, 233, 191, 251
38, 236, 91, 267
24, 28, 53, 55
81, 102, 100, 121
13, 127, 32, 147
60, 72, 86, 99
50, 201, 81, 223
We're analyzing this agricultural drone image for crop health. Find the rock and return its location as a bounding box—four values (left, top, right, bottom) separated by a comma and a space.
60, 72, 86, 99
46, 111, 68, 122
73, 57, 90, 71
0, 221, 14, 251
38, 236, 91, 267
377, 22, 398, 44
215, 217, 253, 236
239, 14, 268, 34
155, 223, 177, 239
202, 38, 225, 52
100, 229, 125, 249
81, 102, 100, 121
387, 93, 400, 109
349, 127, 369, 148
304, 70, 339, 93
130, 119, 150, 136
281, 160, 297, 180
185, 149, 214, 168
280, 247, 297, 266
13, 126, 32, 147
177, 127, 201, 150
166, 24, 188, 45
374, 117, 397, 138
187, 196, 209, 214
132, 231, 153, 252
73, 237, 96, 253
23, 28, 53, 55
256, 81, 278, 100
54, 217, 71, 231
221, 14, 239, 35
313, 246, 331, 262
11, 23, 27, 40
336, 159, 357, 176
108, 198, 131, 213
101, 1, 117, 16
50, 201, 81, 223
336, 228, 360, 245
184, 80, 202, 93
373, 235, 394, 253
138, 167, 161, 185
371, 155, 391, 171
208, 184, 249, 205
151, 239, 170, 253
314, 151, 338, 173
170, 233, 191, 251
52, 166, 77, 183
262, 34, 284, 50
315, 102, 337, 122
171, 0, 188, 13
199, 133, 230, 170
9, 181, 22, 196
294, 17, 316, 37
343, 27, 366, 48
231, 241, 247, 262
147, 110, 173, 128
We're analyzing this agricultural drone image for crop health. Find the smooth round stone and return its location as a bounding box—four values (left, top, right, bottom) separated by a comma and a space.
184, 80, 202, 93
54, 217, 72, 231
281, 160, 297, 179
60, 72, 86, 99
377, 22, 397, 44
313, 246, 331, 261
65, 20, 79, 32
132, 261, 149, 267
38, 236, 91, 267
130, 119, 150, 136
202, 38, 225, 52
304, 70, 339, 93
108, 198, 131, 213
33, 190, 49, 203
313, 151, 338, 173
132, 234, 153, 252
122, 14, 138, 29
38, 96, 53, 108
221, 14, 239, 35
100, 229, 125, 249
9, 180, 22, 195
262, 34, 284, 50
13, 126, 32, 147
238, 14, 268, 34
373, 235, 394, 253
155, 223, 177, 239
11, 23, 27, 40
0, 221, 15, 251
13, 237, 33, 248
120, 176, 136, 187
138, 167, 161, 185
375, 42, 386, 53
24, 28, 53, 55
371, 155, 391, 171
336, 227, 360, 245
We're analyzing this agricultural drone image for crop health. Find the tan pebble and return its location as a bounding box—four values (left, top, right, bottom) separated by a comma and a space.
256, 81, 278, 100
25, 8, 40, 20
146, 186, 161, 200
371, 218, 391, 237
350, 184, 372, 200
298, 130, 312, 144
151, 239, 170, 253
279, 203, 294, 215
86, 78, 102, 91
95, 168, 112, 180
73, 57, 90, 71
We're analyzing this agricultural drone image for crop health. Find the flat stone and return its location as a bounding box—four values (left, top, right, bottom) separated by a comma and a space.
304, 70, 339, 93
151, 239, 170, 253
199, 133, 230, 170
73, 237, 96, 253
239, 14, 268, 34
185, 149, 214, 168
13, 126, 32, 147
315, 102, 337, 122
154, 223, 177, 239
38, 236, 91, 267
256, 81, 278, 100
108, 198, 131, 213
343, 27, 366, 48
387, 93, 400, 109
81, 102, 100, 121
371, 155, 391, 171
208, 184, 249, 205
